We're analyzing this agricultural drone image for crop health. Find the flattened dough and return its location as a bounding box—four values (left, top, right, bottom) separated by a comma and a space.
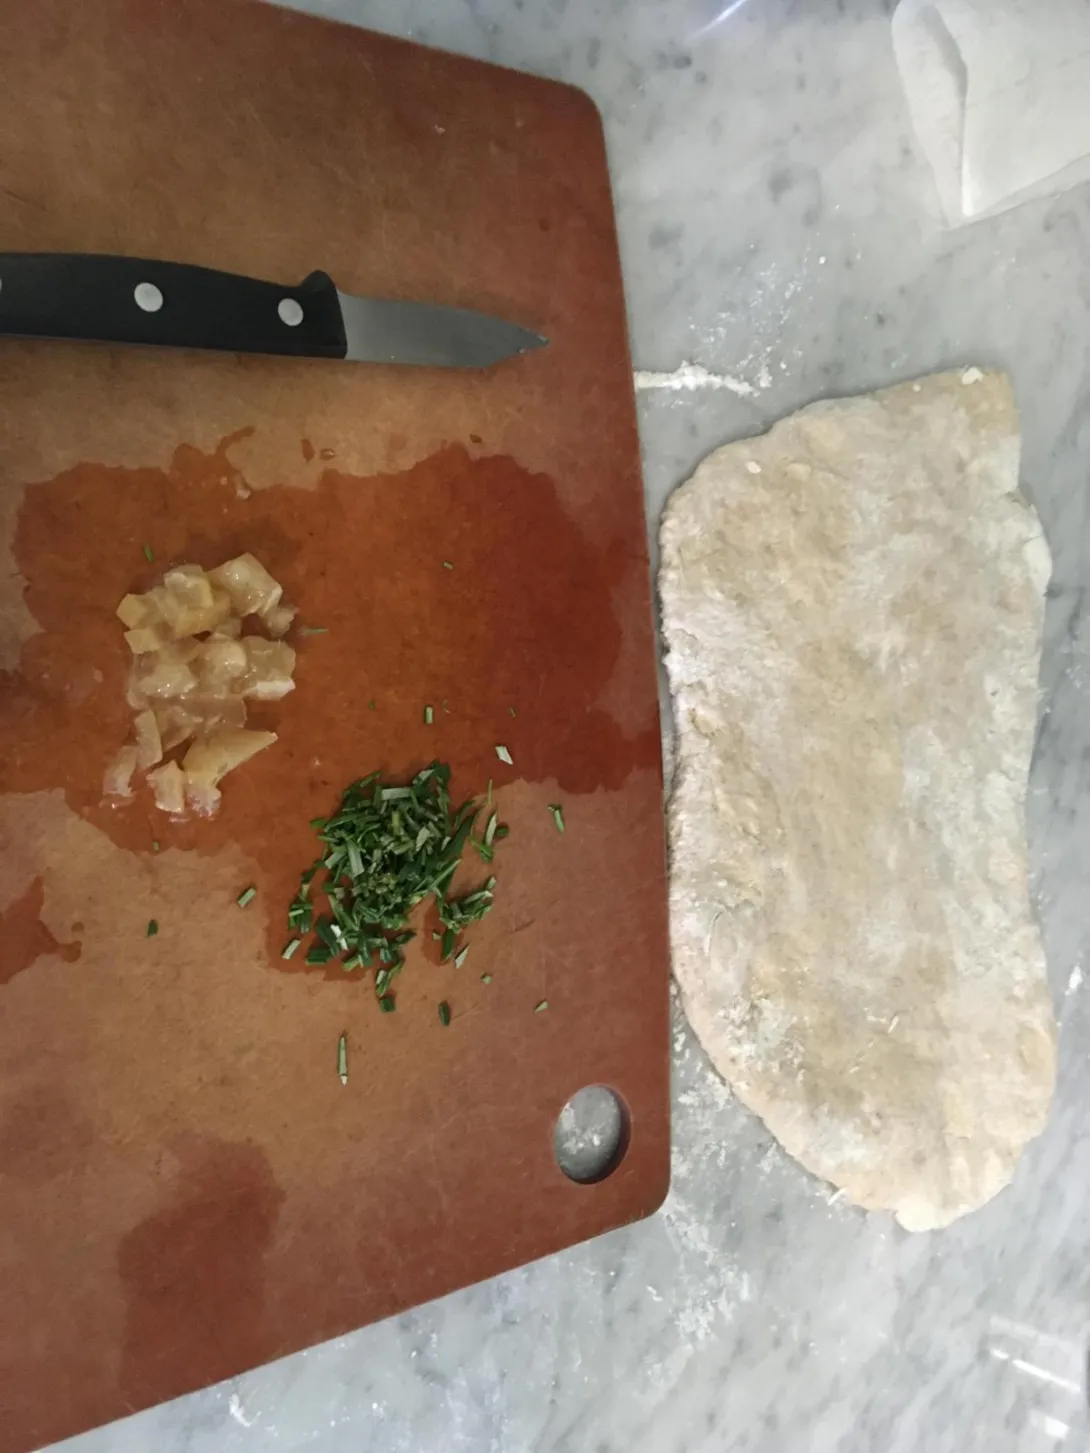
660, 369, 1055, 1231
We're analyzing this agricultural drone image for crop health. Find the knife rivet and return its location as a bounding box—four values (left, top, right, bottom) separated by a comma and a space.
134, 282, 163, 313
278, 298, 304, 327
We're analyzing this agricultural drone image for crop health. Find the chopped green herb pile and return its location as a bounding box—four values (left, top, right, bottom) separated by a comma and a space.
146, 919, 158, 938
548, 803, 565, 834
287, 761, 503, 1004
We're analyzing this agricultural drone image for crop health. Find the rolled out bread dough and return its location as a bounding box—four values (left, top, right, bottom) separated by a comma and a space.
660, 369, 1055, 1232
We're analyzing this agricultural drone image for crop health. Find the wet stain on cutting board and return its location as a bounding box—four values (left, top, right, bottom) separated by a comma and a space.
0, 434, 659, 981
117, 1135, 284, 1409
0, 875, 81, 985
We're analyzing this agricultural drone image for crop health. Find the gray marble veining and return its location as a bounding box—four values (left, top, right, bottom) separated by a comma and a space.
52, 2, 1090, 1450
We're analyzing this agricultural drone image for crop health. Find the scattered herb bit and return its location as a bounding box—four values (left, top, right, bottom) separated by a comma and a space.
368, 699, 376, 711
314, 916, 343, 954
442, 560, 454, 570
288, 762, 504, 1003
438, 1000, 452, 1026
533, 999, 549, 1013
486, 778, 493, 807
151, 840, 160, 853
442, 699, 450, 714
481, 973, 492, 985
236, 885, 257, 908
337, 1032, 348, 1085
438, 886, 495, 933
281, 937, 302, 960
454, 946, 469, 968
424, 705, 434, 725
146, 919, 158, 938
299, 625, 329, 635
495, 744, 513, 765
287, 890, 314, 934
484, 812, 498, 847
508, 705, 516, 717
375, 964, 400, 997
142, 543, 155, 563
548, 803, 565, 834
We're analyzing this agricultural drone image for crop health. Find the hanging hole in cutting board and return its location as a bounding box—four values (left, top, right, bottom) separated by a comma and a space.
554, 1085, 629, 1184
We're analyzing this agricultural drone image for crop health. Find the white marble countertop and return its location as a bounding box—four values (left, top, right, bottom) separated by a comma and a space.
56, 3, 1090, 1450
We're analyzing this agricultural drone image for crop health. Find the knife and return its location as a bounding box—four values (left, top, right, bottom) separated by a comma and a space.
0, 253, 547, 369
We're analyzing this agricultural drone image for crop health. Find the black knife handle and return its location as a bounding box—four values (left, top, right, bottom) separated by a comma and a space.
0, 253, 348, 359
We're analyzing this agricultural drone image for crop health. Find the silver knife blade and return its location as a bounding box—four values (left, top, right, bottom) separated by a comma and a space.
337, 289, 547, 369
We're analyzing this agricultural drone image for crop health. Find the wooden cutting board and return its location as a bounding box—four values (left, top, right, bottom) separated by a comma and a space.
0, 3, 669, 1449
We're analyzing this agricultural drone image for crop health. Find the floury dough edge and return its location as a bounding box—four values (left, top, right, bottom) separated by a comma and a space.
659, 369, 1056, 1232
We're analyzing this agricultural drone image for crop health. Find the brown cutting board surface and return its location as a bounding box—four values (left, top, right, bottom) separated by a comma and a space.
0, 3, 669, 1449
